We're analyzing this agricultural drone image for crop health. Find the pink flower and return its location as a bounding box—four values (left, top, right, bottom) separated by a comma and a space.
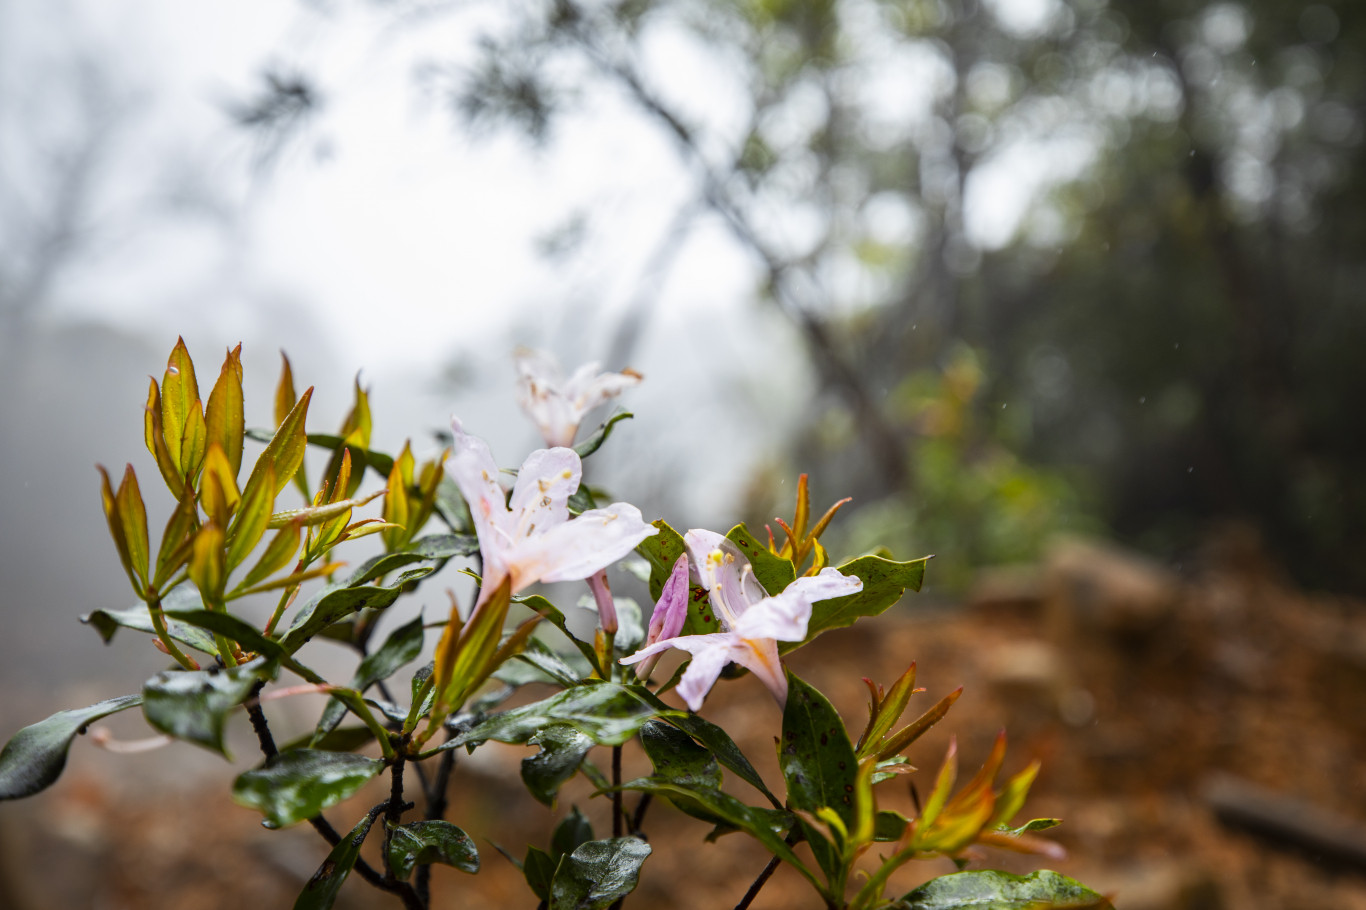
632, 554, 690, 680
448, 419, 657, 609
515, 348, 642, 448
620, 530, 861, 710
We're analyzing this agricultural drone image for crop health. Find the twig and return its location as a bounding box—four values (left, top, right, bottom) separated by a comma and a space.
630, 793, 652, 836
416, 738, 458, 905
734, 828, 801, 910
612, 745, 624, 838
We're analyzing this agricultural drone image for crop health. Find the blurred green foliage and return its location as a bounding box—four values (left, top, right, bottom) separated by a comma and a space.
260, 0, 1366, 590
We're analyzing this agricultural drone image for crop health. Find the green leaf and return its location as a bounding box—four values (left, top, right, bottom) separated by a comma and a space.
516, 595, 601, 672
386, 820, 480, 880
293, 811, 376, 910
142, 659, 271, 756
522, 724, 595, 806
552, 805, 595, 860
243, 387, 313, 506
496, 638, 591, 688
638, 719, 729, 826
635, 520, 721, 638
433, 476, 472, 533
893, 870, 1114, 910
615, 779, 807, 882
780, 671, 858, 826
780, 671, 858, 881
449, 683, 666, 750
788, 554, 929, 652
227, 461, 276, 574
875, 810, 911, 841
523, 846, 557, 902
314, 615, 425, 742
281, 567, 434, 652
725, 524, 796, 596
205, 344, 245, 478
0, 695, 142, 799
572, 409, 633, 459
635, 692, 781, 808
281, 725, 375, 754
640, 719, 721, 789
161, 337, 200, 476
233, 749, 385, 829
83, 590, 219, 655
549, 837, 651, 910
161, 609, 322, 683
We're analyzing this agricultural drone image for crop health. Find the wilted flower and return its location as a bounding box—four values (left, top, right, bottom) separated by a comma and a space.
447, 419, 658, 609
621, 530, 861, 710
515, 348, 642, 448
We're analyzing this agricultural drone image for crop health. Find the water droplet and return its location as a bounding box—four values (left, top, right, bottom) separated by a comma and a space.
1001, 403, 1008, 409
168, 366, 180, 375
1139, 396, 1146, 404
1188, 466, 1194, 473
1173, 342, 1180, 350
911, 323, 917, 331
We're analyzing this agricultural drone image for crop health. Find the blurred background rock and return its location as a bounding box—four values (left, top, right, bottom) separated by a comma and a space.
2, 0, 1364, 906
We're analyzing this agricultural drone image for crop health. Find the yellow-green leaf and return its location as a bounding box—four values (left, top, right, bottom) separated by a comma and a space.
97, 466, 137, 594
238, 521, 302, 591
227, 463, 275, 574
180, 399, 208, 483
200, 443, 241, 530
115, 465, 150, 590
383, 442, 415, 550
160, 337, 200, 476
155, 486, 199, 589
275, 351, 297, 428
143, 379, 182, 497
243, 387, 312, 504
205, 344, 245, 478
275, 353, 309, 498
188, 523, 226, 602
340, 375, 372, 450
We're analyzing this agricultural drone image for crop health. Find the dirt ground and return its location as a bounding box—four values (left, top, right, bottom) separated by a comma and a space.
3, 532, 1365, 909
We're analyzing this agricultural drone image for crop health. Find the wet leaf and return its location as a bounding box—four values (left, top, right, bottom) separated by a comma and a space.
893, 870, 1113, 910
142, 659, 271, 755
780, 671, 858, 877
314, 615, 424, 741
522, 724, 595, 806
293, 811, 376, 910
0, 695, 142, 799
281, 567, 434, 652
549, 837, 651, 910
523, 846, 557, 902
144, 378, 182, 496
789, 554, 929, 652
386, 820, 479, 880
448, 682, 666, 750
227, 462, 275, 574
233, 749, 385, 829
636, 691, 781, 807
725, 524, 795, 596
82, 593, 218, 655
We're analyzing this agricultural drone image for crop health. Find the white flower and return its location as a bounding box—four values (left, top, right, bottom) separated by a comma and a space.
620, 529, 862, 710
448, 419, 658, 609
515, 348, 642, 448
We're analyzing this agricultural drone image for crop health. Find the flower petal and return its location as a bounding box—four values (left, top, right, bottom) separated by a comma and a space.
515, 349, 577, 447
649, 554, 690, 644
673, 636, 742, 712
684, 528, 766, 628
726, 636, 788, 706
736, 567, 863, 641
448, 419, 514, 566
507, 446, 581, 537
508, 502, 658, 588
